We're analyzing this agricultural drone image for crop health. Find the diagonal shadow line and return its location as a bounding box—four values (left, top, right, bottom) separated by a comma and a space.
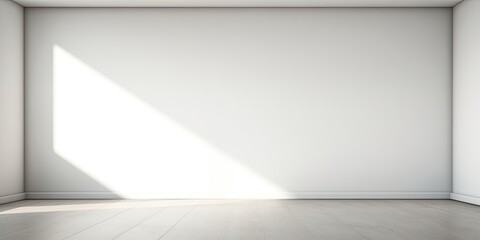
52, 44, 290, 198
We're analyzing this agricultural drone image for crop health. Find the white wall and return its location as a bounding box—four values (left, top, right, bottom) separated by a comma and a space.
26, 8, 452, 199
452, 0, 480, 205
0, 0, 24, 204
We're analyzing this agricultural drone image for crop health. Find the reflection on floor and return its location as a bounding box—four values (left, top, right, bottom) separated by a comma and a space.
0, 199, 479, 240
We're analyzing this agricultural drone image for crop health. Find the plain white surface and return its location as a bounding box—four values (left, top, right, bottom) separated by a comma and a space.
26, 8, 452, 198
0, 0, 24, 199
453, 0, 480, 199
13, 0, 463, 7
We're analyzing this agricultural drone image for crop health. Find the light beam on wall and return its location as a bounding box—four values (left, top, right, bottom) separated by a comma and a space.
53, 45, 286, 199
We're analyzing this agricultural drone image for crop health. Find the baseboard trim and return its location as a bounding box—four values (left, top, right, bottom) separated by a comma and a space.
26, 191, 450, 200
0, 193, 26, 204
450, 193, 480, 206
27, 192, 120, 199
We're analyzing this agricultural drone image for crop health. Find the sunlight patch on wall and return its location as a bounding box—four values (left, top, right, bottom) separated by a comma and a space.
53, 45, 286, 198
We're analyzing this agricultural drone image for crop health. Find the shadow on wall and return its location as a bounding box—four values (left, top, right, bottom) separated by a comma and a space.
37, 9, 452, 198
53, 46, 287, 198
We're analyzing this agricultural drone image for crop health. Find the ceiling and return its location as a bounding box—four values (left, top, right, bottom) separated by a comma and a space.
12, 0, 464, 7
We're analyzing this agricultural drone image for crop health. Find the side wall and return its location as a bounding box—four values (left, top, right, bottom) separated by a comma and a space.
452, 0, 480, 205
0, 0, 24, 204
26, 8, 452, 199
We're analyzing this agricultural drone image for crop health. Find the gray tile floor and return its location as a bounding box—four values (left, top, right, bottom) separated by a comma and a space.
0, 200, 479, 240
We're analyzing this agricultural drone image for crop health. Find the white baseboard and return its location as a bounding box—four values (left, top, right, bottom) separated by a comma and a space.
450, 193, 480, 206
26, 191, 450, 200
0, 193, 26, 204
27, 192, 120, 199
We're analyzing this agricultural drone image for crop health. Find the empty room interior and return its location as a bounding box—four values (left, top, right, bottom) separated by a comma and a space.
1, 0, 480, 239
